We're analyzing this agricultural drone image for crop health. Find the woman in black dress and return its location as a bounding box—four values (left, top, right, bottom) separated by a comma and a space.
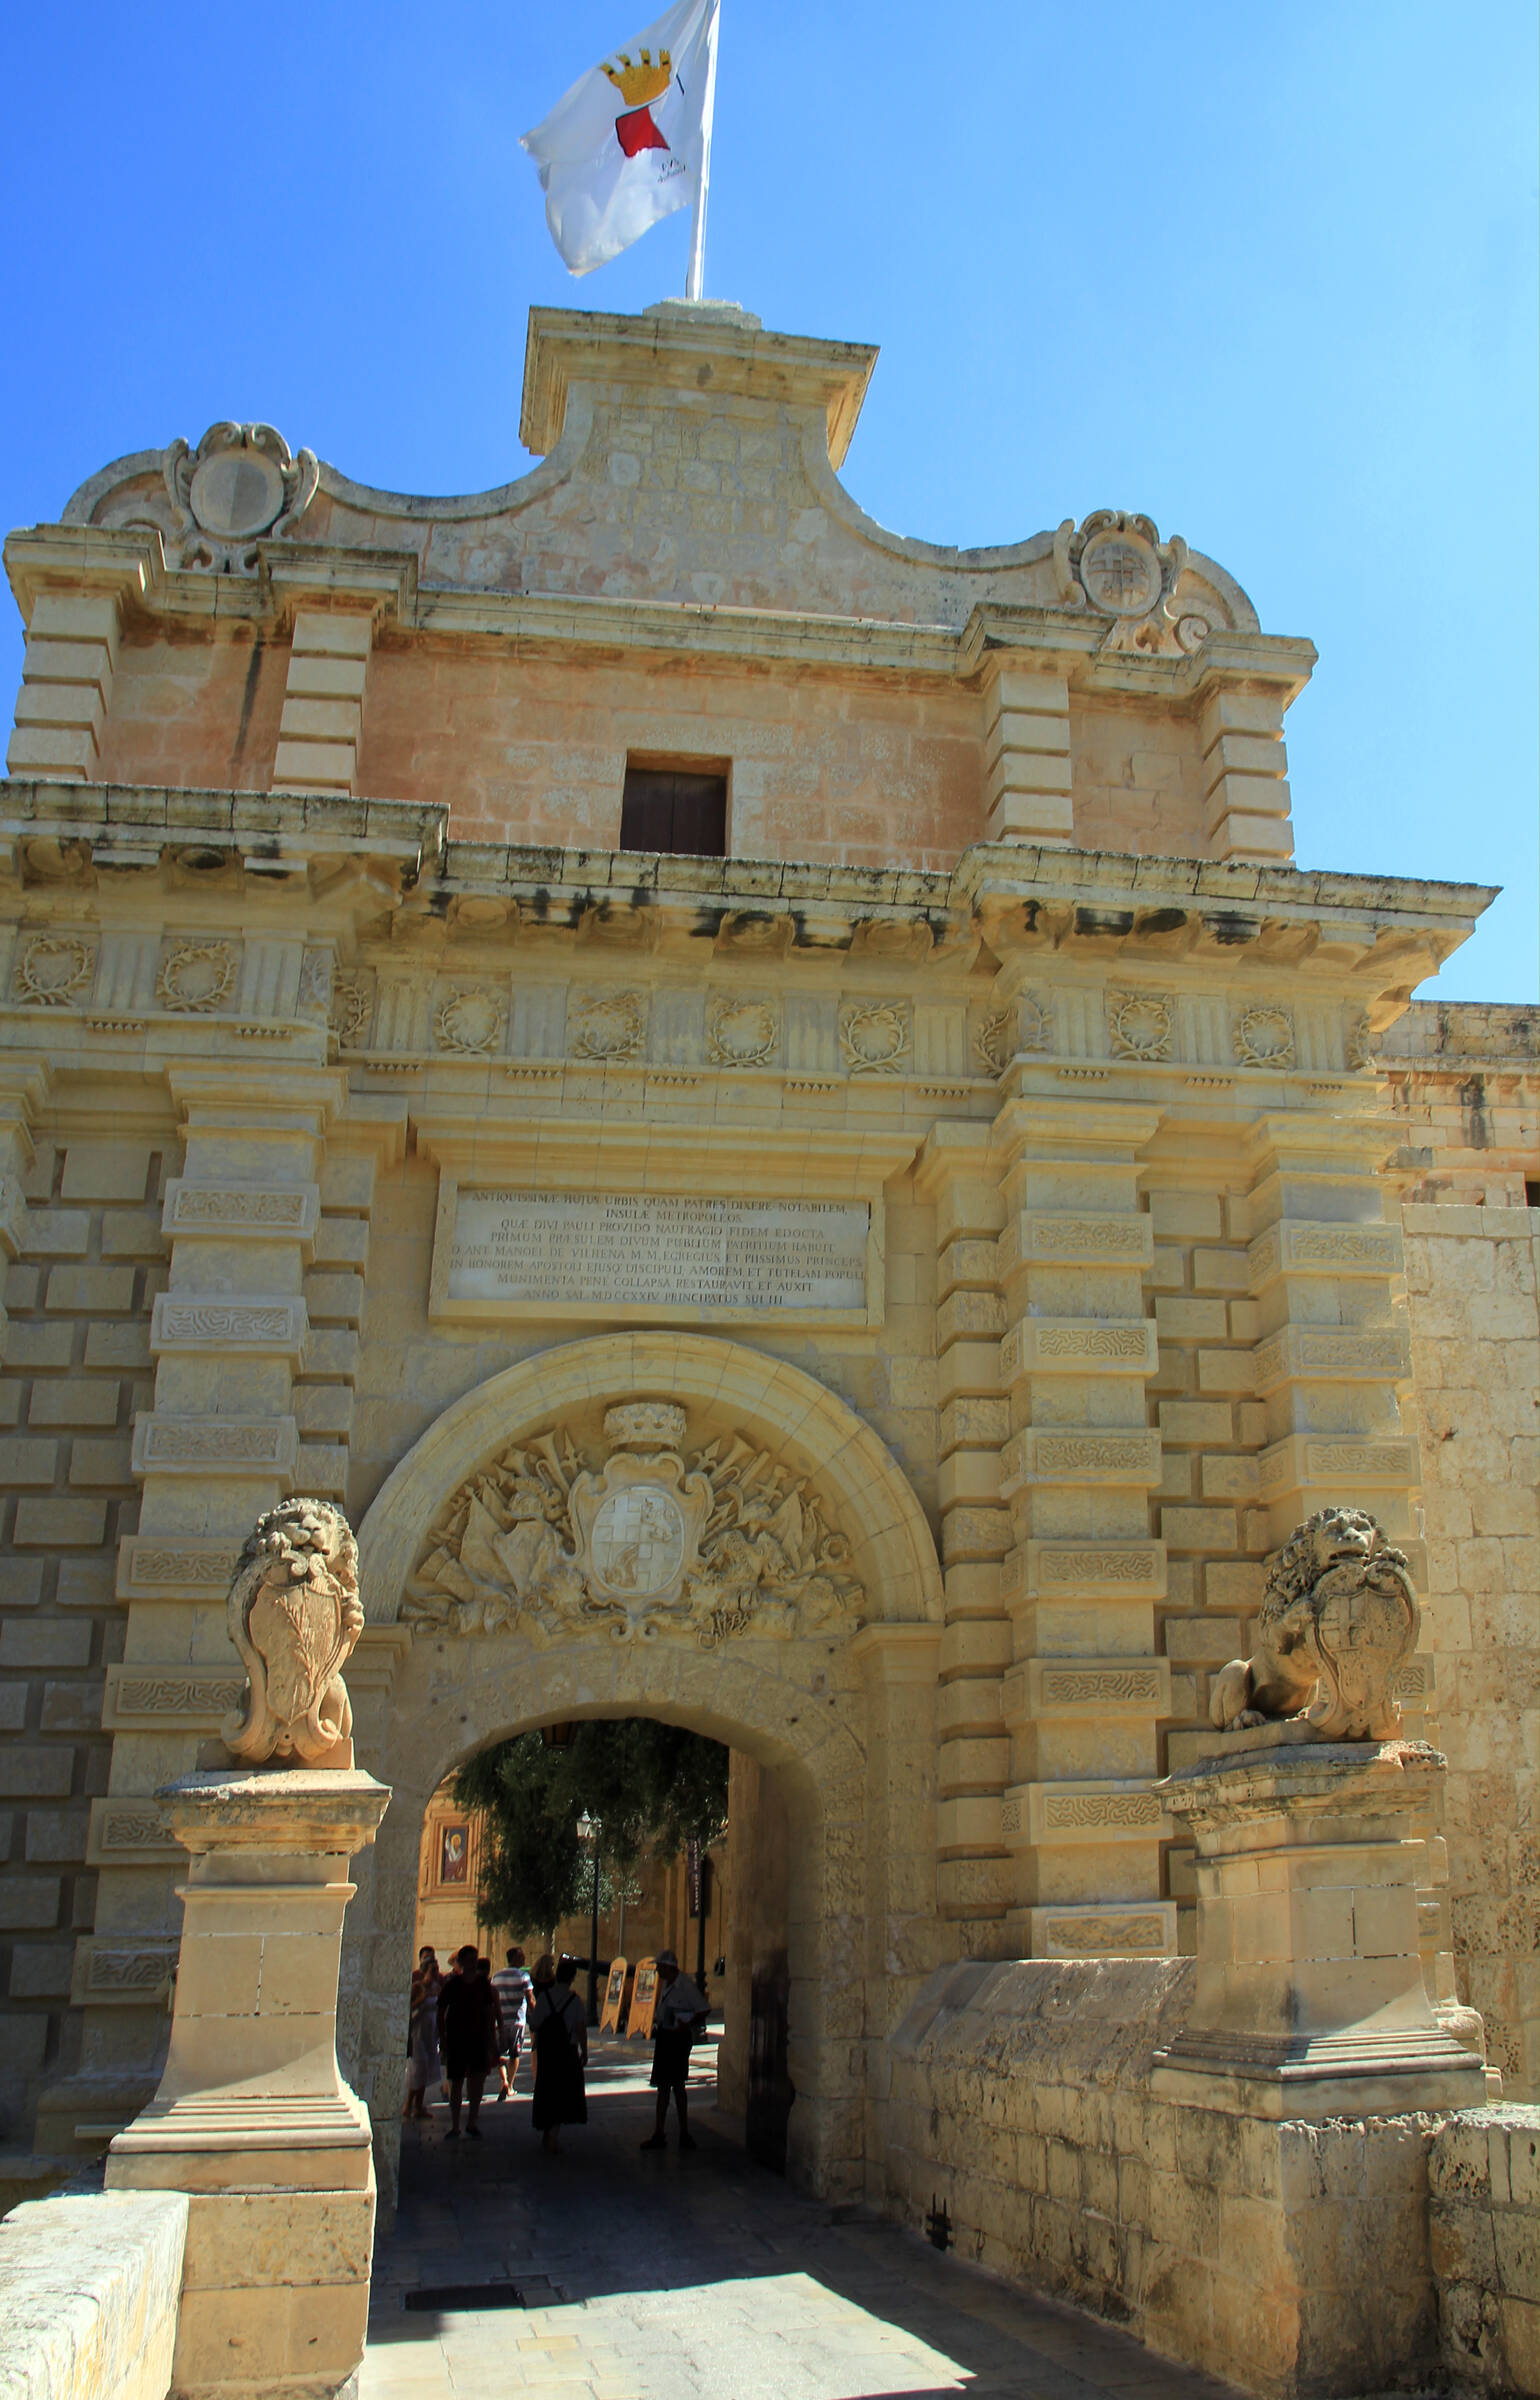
530, 1953, 588, 2154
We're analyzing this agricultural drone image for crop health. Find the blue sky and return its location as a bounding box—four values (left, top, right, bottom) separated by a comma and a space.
2, 2, 1534, 1002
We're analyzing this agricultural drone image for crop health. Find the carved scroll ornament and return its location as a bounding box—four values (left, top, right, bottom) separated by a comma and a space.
1209, 1506, 1419, 1742
405, 1401, 864, 1647
222, 1499, 364, 1766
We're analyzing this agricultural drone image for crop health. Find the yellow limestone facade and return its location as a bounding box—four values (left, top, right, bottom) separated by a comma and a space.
0, 300, 1535, 2389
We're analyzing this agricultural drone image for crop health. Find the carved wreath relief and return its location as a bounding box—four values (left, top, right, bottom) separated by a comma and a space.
407, 1399, 863, 1647
13, 933, 96, 1007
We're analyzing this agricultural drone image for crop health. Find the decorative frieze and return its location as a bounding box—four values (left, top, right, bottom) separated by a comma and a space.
999, 1210, 1154, 1270
1000, 1317, 1158, 1381
1027, 1901, 1177, 1958
1000, 1427, 1162, 1494
839, 1000, 910, 1075
150, 1293, 309, 1359
569, 988, 646, 1061
1233, 1005, 1296, 1070
86, 1797, 178, 1865
162, 1179, 321, 1248
116, 1536, 243, 1598
1255, 1435, 1419, 1495
1012, 1540, 1168, 1599
104, 1665, 246, 1728
71, 1939, 176, 2007
1251, 1324, 1412, 1393
1247, 1219, 1403, 1287
1106, 990, 1173, 1063
130, 1413, 298, 1477
12, 932, 97, 1007
1001, 1779, 1170, 1848
706, 995, 780, 1067
433, 985, 507, 1056
1021, 1657, 1171, 1717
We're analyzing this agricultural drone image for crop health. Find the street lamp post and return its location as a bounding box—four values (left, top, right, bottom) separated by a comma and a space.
577, 1810, 600, 2025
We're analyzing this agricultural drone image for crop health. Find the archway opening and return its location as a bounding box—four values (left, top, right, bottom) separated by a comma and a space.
381, 1701, 823, 2198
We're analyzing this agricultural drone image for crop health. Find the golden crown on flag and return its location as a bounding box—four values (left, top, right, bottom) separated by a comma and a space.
602, 47, 672, 107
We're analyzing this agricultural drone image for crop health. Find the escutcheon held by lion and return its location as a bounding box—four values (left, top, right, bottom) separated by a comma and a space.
222, 1498, 365, 1768
1209, 1506, 1420, 1742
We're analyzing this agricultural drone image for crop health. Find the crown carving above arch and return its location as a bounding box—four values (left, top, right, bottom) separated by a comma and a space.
356, 1332, 942, 1639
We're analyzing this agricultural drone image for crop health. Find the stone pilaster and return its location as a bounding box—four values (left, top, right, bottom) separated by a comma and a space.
994, 1100, 1175, 1957
1242, 1117, 1418, 1550
979, 659, 1074, 844
3, 540, 153, 783
71, 1066, 346, 2111
913, 1127, 1012, 1930
1198, 684, 1294, 864
272, 611, 373, 795
851, 1622, 945, 2191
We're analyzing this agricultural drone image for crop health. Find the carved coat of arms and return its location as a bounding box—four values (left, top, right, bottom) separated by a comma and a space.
406, 1401, 862, 1647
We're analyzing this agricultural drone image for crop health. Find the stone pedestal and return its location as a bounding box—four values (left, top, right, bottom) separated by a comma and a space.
106, 1767, 389, 2400
1152, 1729, 1488, 2119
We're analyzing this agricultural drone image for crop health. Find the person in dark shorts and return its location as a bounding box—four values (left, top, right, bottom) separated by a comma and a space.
436, 1943, 500, 2139
530, 1953, 588, 2154
491, 1945, 534, 2098
640, 1949, 707, 2152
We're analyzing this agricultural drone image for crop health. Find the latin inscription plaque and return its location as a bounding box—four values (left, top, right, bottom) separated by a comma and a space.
442, 1188, 873, 1319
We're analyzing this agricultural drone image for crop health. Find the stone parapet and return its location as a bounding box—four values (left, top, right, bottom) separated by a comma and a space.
0, 2186, 188, 2400
884, 1955, 1532, 2400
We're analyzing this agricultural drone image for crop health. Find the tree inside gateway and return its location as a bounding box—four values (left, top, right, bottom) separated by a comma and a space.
451, 1718, 729, 1939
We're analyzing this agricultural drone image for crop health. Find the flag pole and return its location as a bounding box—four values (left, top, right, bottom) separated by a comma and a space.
685, 0, 720, 300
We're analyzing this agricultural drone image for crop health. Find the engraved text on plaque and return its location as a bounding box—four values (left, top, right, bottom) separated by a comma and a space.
440, 1189, 873, 1320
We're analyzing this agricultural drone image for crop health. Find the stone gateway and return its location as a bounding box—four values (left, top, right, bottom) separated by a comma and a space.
0, 299, 1534, 2400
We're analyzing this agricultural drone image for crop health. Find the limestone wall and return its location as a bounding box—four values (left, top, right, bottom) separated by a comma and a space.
883, 1959, 1537, 2400
0, 2186, 186, 2400
1404, 1201, 1540, 2103
0, 1123, 173, 2148
1431, 2108, 1540, 2395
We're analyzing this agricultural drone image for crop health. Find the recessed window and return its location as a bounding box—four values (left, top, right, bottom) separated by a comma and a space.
1526, 1178, 1539, 1211
619, 761, 728, 857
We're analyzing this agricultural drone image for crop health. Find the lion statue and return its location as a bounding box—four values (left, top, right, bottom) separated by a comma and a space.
222, 1498, 365, 1767
1209, 1505, 1419, 1741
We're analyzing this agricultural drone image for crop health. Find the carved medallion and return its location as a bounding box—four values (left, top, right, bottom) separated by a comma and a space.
163, 422, 320, 573
406, 1402, 863, 1648
1054, 511, 1192, 656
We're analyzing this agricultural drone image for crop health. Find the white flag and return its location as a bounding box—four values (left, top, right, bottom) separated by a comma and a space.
521, 0, 719, 277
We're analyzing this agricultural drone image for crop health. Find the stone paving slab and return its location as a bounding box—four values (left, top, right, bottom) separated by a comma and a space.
360, 2037, 1245, 2400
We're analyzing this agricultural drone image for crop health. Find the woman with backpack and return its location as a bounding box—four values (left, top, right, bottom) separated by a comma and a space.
530, 1952, 588, 2154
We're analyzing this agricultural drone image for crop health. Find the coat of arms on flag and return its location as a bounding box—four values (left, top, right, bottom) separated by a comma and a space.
521, 0, 720, 281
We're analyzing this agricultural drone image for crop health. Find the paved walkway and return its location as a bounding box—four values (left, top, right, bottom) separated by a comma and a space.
360, 2035, 1240, 2400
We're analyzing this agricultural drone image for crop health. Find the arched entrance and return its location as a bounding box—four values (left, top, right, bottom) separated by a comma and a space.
341, 1333, 945, 2203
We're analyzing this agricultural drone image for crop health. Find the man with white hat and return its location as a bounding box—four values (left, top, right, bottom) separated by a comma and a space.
639, 1949, 708, 2152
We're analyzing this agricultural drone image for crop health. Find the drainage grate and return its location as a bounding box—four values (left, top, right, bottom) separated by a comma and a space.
403, 2284, 526, 2313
